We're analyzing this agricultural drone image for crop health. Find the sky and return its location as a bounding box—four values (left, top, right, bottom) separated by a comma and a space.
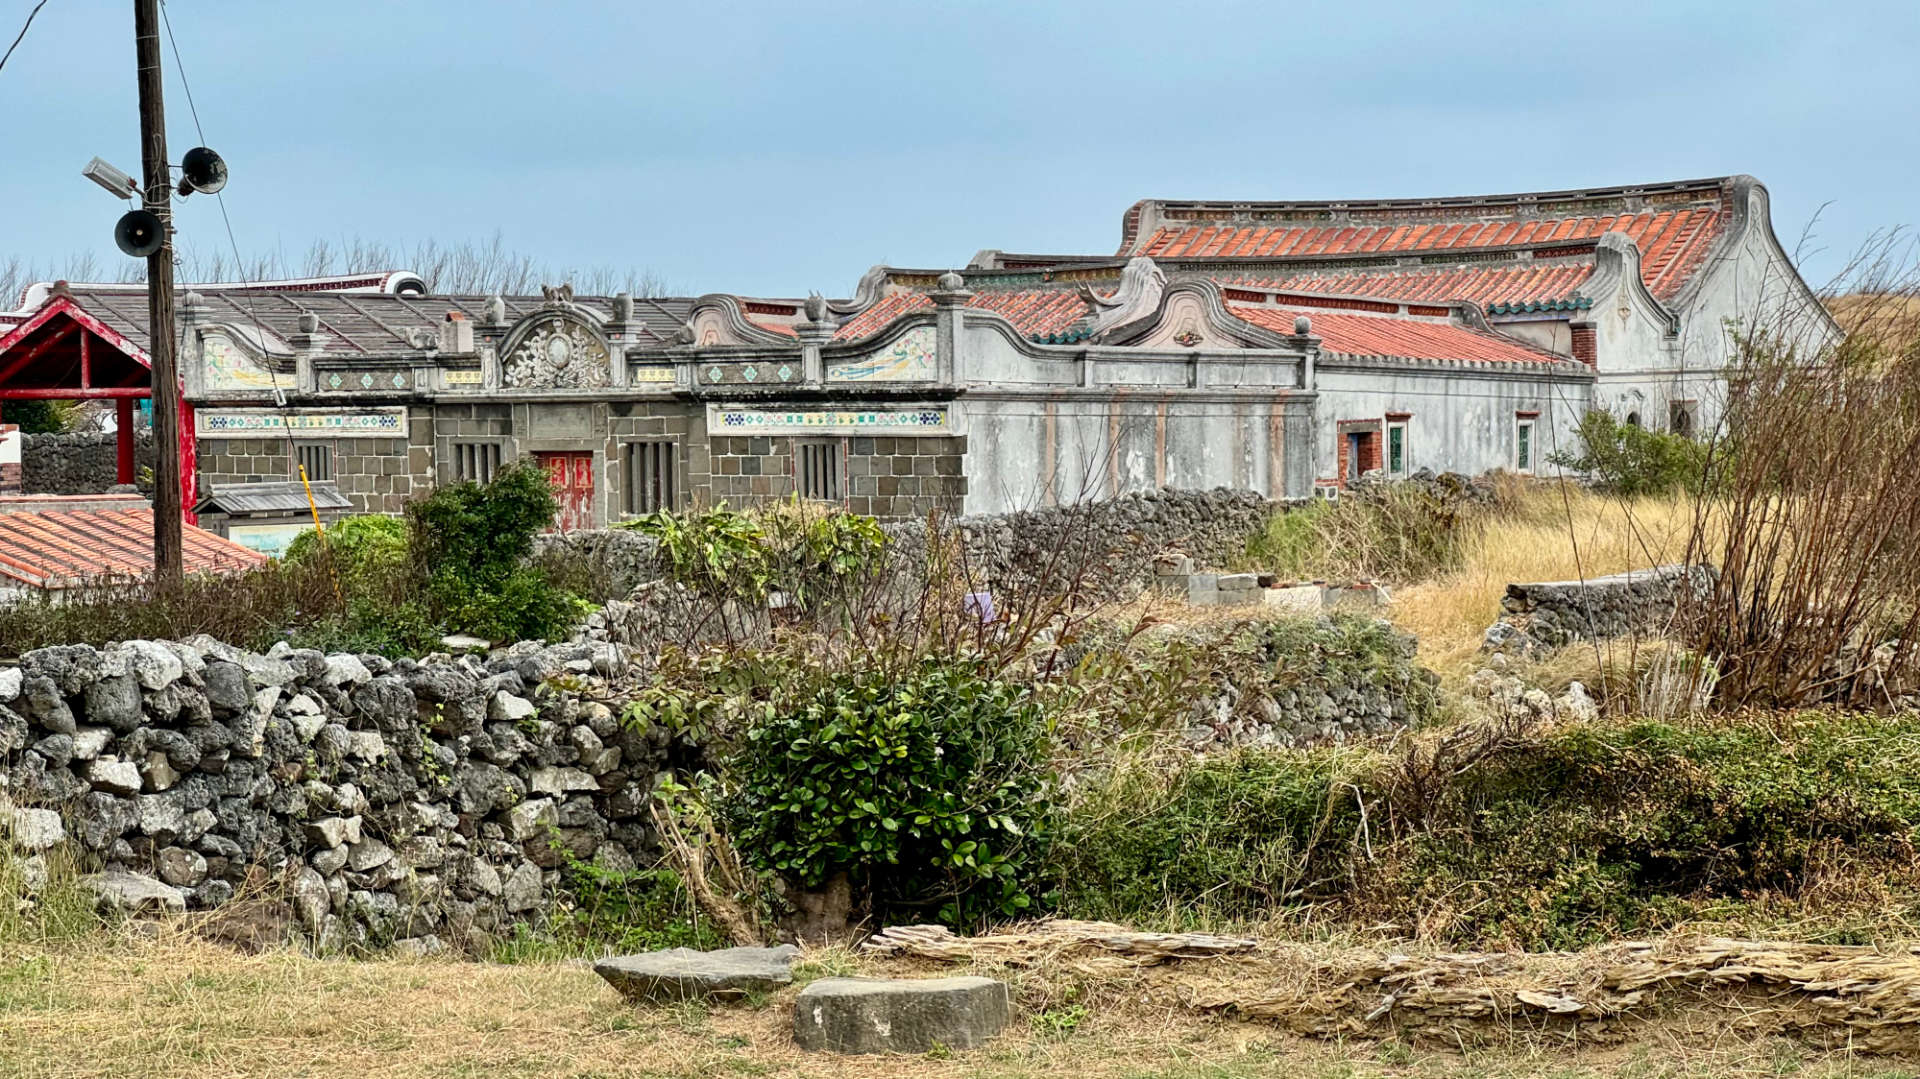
1, 0, 1916, 299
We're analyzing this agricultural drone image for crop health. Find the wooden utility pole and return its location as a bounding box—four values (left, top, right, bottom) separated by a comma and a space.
134, 0, 183, 587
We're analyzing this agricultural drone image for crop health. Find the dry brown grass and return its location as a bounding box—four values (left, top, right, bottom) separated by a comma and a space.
5, 927, 1919, 1079
1389, 487, 1698, 681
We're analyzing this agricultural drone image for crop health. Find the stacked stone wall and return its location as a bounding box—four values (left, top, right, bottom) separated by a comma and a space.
0, 636, 667, 954
1484, 564, 1715, 652
21, 431, 156, 494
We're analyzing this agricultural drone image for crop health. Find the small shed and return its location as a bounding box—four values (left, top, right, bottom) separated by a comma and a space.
193, 481, 356, 556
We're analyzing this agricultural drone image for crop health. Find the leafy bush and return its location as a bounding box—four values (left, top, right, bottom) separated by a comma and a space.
1549, 409, 1706, 496
624, 498, 889, 613
407, 460, 581, 642
715, 657, 1058, 928
5, 400, 79, 435
1241, 482, 1476, 585
285, 514, 408, 584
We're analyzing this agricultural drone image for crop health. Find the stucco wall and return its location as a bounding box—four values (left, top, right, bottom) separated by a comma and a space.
1311, 361, 1589, 482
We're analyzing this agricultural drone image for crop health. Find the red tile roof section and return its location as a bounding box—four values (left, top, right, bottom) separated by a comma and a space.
1228, 305, 1566, 366
750, 287, 1101, 342
1222, 261, 1597, 309
1142, 209, 1725, 302
0, 505, 267, 588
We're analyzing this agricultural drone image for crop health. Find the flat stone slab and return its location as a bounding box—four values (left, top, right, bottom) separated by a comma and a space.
594, 944, 798, 1003
794, 976, 1009, 1055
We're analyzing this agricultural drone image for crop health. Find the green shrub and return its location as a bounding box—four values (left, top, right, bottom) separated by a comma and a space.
624, 498, 889, 613
1055, 748, 1364, 924
1549, 409, 1707, 496
408, 461, 580, 642
717, 657, 1058, 927
1241, 483, 1473, 585
284, 514, 407, 581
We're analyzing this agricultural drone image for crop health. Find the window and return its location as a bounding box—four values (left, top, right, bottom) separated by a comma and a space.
798, 440, 842, 502
452, 441, 502, 484
1515, 416, 1537, 472
1669, 400, 1697, 437
624, 440, 677, 514
1386, 416, 1410, 477
294, 442, 332, 483
1625, 411, 1642, 428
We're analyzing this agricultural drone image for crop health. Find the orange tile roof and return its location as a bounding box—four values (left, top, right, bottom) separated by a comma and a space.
0, 503, 267, 590
750, 287, 1101, 343
1145, 211, 1721, 302
1228, 304, 1566, 366
1220, 260, 1598, 312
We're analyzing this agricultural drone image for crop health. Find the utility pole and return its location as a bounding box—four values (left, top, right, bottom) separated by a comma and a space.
134, 0, 183, 587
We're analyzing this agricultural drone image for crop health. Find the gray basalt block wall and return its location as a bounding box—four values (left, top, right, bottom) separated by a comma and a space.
21, 431, 156, 494
0, 636, 668, 953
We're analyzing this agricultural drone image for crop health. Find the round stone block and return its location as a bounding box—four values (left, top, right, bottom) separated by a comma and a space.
793, 976, 1010, 1054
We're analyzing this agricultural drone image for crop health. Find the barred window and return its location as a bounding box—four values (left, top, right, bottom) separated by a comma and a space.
798, 440, 842, 502
294, 442, 332, 483
453, 441, 502, 484
624, 440, 678, 514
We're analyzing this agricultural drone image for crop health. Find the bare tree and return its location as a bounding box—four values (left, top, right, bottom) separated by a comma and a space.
5, 233, 674, 305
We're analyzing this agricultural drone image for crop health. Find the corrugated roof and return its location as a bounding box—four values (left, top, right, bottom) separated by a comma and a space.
0, 502, 267, 589
59, 288, 694, 358
196, 481, 354, 515
1228, 304, 1567, 366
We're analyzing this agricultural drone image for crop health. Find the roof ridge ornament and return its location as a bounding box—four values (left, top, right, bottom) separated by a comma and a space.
540, 282, 575, 308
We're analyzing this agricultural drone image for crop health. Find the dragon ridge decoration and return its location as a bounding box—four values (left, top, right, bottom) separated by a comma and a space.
504, 317, 611, 389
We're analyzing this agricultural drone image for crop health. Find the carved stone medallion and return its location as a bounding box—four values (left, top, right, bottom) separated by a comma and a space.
504, 318, 610, 389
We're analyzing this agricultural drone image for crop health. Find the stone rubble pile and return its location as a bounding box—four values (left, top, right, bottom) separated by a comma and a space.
0, 635, 673, 953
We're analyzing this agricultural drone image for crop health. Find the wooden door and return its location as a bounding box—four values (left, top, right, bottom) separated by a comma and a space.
537, 451, 594, 532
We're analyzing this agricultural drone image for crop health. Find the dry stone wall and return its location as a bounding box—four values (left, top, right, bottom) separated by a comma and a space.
1483, 565, 1715, 653
21, 431, 155, 494
0, 636, 670, 954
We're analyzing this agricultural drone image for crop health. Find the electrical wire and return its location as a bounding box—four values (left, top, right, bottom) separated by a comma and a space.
0, 0, 49, 75
158, 0, 334, 570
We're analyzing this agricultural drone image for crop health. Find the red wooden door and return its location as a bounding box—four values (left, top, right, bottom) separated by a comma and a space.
537, 451, 594, 532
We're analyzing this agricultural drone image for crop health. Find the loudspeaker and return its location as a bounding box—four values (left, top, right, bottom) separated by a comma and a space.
176, 146, 227, 196
114, 209, 165, 258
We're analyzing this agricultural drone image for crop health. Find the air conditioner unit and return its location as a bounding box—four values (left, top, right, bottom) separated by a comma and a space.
1315, 485, 1340, 502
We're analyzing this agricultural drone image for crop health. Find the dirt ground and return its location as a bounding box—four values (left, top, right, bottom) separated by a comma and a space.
7, 924, 1920, 1079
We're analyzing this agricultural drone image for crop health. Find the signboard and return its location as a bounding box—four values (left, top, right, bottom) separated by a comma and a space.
226, 522, 314, 558
196, 407, 407, 437
707, 404, 950, 436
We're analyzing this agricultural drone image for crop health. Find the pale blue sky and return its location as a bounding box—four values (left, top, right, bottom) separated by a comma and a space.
2, 0, 1915, 297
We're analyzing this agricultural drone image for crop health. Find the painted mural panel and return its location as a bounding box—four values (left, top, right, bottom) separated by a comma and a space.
202, 334, 279, 392
828, 325, 936, 382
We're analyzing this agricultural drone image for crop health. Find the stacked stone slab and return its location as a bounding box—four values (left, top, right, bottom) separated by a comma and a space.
594, 944, 798, 1002
0, 636, 670, 953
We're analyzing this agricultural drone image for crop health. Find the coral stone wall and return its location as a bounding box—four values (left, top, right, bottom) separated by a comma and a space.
21, 431, 156, 494
1484, 564, 1715, 652
0, 636, 668, 953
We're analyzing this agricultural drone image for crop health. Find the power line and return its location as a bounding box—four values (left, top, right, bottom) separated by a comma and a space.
0, 0, 50, 74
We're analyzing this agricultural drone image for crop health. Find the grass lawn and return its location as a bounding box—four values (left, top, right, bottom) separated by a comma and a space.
2, 930, 1914, 1079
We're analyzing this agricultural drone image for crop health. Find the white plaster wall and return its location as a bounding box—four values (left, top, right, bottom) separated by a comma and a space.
1312, 363, 1591, 481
